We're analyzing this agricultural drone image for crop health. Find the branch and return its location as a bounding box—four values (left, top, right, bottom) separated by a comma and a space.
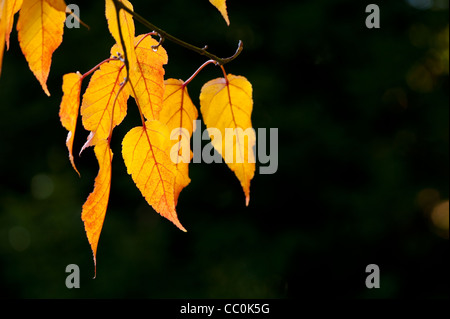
112, 0, 243, 65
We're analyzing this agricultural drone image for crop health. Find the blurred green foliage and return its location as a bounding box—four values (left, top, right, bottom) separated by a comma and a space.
0, 0, 448, 298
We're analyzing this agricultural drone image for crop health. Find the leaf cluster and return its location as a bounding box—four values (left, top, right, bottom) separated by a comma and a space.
1, 0, 254, 272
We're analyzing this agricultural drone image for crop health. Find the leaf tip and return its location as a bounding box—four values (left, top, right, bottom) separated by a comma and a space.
70, 157, 81, 177
173, 218, 187, 232
43, 86, 51, 96
209, 0, 230, 25
92, 255, 97, 279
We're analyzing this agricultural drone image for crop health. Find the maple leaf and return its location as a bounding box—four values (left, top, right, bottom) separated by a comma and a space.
16, 0, 66, 96
81, 139, 113, 276
80, 58, 129, 142
0, 0, 23, 77
128, 34, 168, 121
200, 74, 255, 205
59, 71, 82, 175
122, 120, 187, 232
209, 0, 230, 26
159, 78, 199, 204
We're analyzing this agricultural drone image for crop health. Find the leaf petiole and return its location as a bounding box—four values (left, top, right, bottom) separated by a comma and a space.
183, 59, 218, 87
80, 57, 118, 81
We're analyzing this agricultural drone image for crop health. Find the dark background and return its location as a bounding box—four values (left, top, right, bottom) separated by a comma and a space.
0, 0, 448, 298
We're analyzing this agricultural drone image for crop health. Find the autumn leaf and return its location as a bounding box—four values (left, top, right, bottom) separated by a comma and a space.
81, 139, 113, 275
0, 1, 5, 77
209, 0, 229, 26
80, 58, 129, 141
2, 0, 23, 49
0, 0, 23, 76
59, 71, 82, 175
122, 120, 187, 232
159, 78, 199, 204
105, 0, 136, 67
127, 34, 168, 121
17, 0, 66, 96
200, 74, 255, 206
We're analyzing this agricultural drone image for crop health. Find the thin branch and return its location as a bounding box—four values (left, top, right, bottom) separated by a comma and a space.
112, 0, 243, 65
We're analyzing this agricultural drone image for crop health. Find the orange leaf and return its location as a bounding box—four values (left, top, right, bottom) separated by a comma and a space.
81, 139, 113, 275
17, 0, 66, 96
80, 59, 129, 141
128, 34, 168, 121
2, 0, 23, 49
122, 120, 187, 232
105, 0, 136, 66
1, 0, 23, 77
59, 72, 82, 175
200, 74, 255, 205
209, 0, 230, 25
159, 78, 198, 204
0, 1, 5, 77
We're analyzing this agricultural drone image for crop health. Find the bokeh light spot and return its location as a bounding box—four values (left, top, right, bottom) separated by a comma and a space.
431, 200, 449, 238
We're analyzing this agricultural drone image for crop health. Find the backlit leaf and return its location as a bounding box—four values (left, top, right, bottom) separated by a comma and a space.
3, 0, 23, 49
209, 0, 229, 25
80, 58, 129, 141
81, 139, 113, 275
128, 34, 168, 121
159, 78, 198, 204
105, 0, 136, 67
0, 0, 5, 77
17, 0, 66, 96
200, 74, 255, 205
122, 121, 186, 231
59, 71, 82, 175
1, 0, 23, 77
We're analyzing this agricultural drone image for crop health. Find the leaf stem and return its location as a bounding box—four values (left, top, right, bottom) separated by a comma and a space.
81, 57, 117, 80
219, 64, 229, 84
112, 0, 243, 65
183, 59, 217, 86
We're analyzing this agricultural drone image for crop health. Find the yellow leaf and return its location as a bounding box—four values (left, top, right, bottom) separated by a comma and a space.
2, 0, 23, 49
200, 74, 255, 206
81, 139, 113, 275
80, 59, 129, 141
159, 78, 198, 204
122, 120, 187, 232
160, 79, 198, 138
105, 0, 136, 67
128, 34, 168, 121
59, 72, 82, 175
209, 0, 230, 25
17, 0, 66, 96
1, 0, 23, 77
